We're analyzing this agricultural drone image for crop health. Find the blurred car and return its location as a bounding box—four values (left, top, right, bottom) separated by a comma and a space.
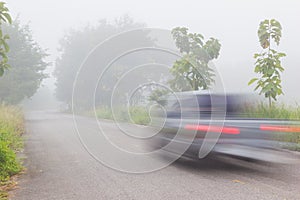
151, 91, 300, 163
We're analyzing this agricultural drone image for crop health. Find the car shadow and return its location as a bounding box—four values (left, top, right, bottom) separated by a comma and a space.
167, 154, 297, 180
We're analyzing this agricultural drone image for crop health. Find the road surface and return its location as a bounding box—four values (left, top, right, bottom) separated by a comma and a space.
11, 111, 300, 200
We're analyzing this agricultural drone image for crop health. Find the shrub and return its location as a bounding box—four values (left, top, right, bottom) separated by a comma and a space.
129, 107, 150, 125
0, 140, 21, 180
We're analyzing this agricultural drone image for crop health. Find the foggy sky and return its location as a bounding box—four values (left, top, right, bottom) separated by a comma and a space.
6, 0, 300, 103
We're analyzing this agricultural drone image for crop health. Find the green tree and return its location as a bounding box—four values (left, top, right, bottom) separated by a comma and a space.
248, 19, 286, 107
0, 2, 12, 76
0, 21, 48, 104
169, 27, 221, 91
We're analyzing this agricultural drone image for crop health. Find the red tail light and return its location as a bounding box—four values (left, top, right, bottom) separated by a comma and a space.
184, 124, 240, 135
260, 125, 300, 133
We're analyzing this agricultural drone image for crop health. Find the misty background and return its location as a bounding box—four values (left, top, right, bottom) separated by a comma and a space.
6, 0, 300, 109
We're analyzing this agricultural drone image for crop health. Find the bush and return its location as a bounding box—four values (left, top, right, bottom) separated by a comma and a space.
128, 107, 150, 125
94, 106, 113, 120
0, 140, 21, 180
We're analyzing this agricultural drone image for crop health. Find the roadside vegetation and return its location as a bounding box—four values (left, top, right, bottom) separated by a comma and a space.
0, 105, 24, 199
244, 103, 300, 150
93, 103, 300, 150
0, 2, 47, 199
0, 3, 22, 199
93, 106, 151, 125
244, 103, 300, 120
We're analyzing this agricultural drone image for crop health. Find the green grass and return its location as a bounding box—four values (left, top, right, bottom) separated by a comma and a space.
94, 106, 151, 125
0, 105, 24, 199
244, 103, 300, 120
244, 103, 300, 148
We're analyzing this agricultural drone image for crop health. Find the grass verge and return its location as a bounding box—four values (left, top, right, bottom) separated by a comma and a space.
94, 106, 151, 125
244, 103, 300, 149
0, 105, 24, 200
244, 103, 300, 120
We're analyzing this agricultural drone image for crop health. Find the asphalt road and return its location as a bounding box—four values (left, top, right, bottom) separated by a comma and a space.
11, 111, 300, 200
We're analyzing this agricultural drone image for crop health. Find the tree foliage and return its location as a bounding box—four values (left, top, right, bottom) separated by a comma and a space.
0, 2, 12, 76
54, 16, 158, 108
169, 27, 221, 91
249, 19, 286, 106
148, 88, 169, 105
0, 21, 48, 104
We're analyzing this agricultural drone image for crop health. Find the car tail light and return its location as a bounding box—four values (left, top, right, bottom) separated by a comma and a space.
260, 125, 300, 133
184, 124, 240, 135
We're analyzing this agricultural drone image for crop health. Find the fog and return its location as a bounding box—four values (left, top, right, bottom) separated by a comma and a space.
3, 0, 300, 189
7, 0, 300, 108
